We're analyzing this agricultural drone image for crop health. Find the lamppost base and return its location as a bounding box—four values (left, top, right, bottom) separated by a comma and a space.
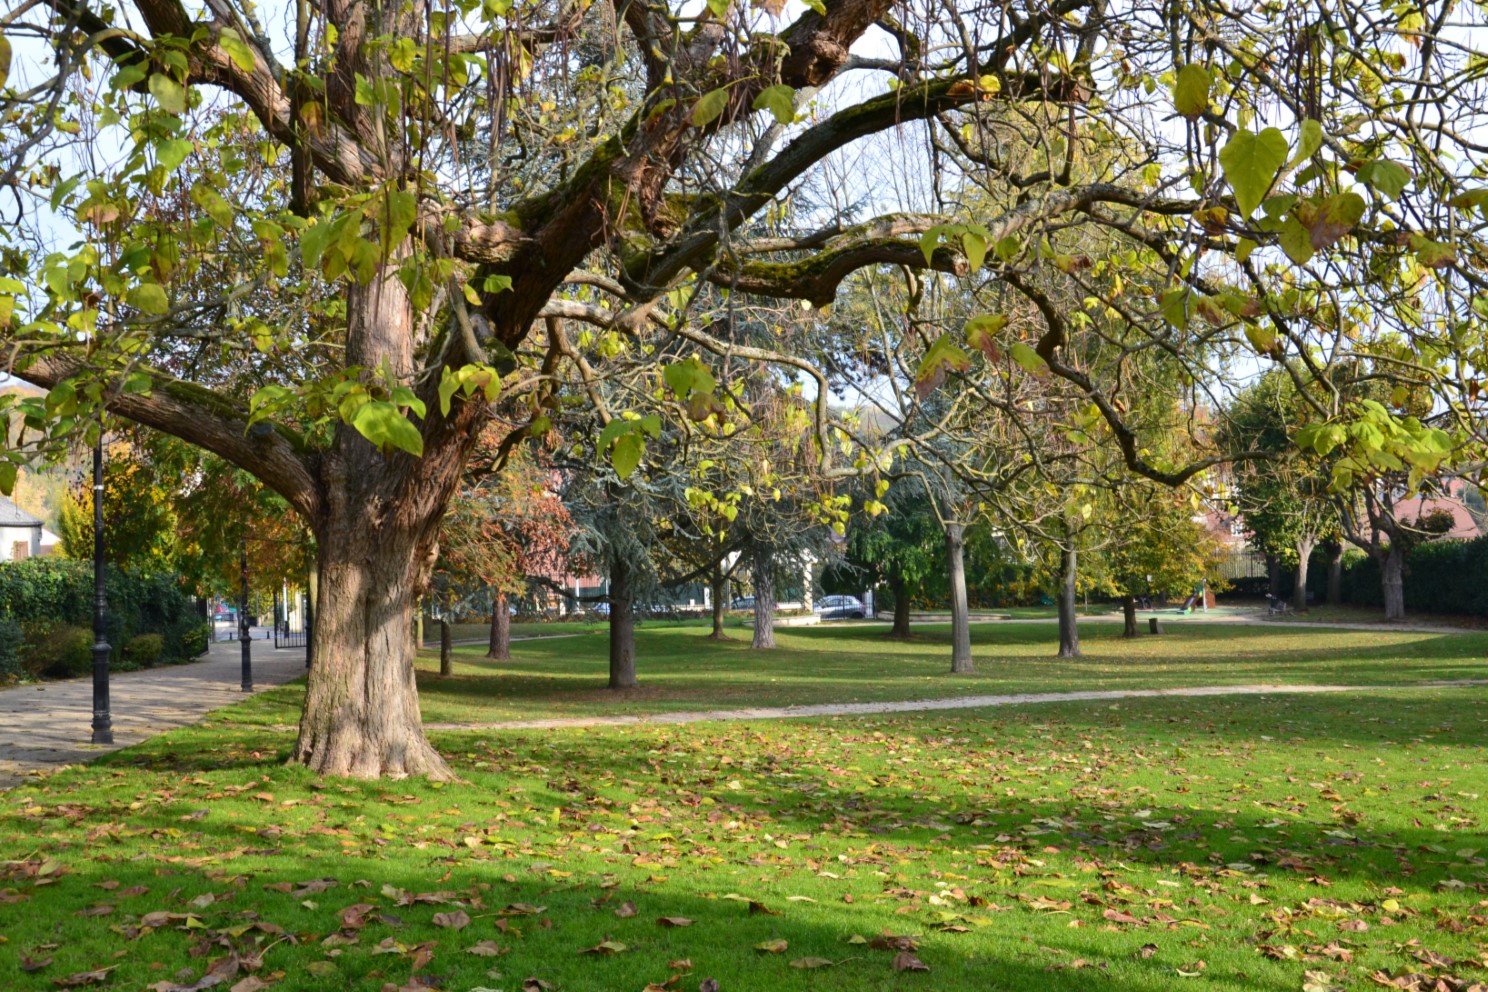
91, 729, 114, 745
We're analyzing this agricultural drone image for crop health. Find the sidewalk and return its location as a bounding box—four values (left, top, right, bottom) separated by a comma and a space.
0, 632, 306, 789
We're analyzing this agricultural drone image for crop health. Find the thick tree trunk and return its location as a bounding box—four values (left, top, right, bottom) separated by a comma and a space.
1325, 542, 1344, 606
1266, 554, 1281, 600
1293, 538, 1316, 613
889, 571, 911, 638
946, 523, 973, 673
751, 549, 776, 649
487, 591, 510, 660
439, 617, 452, 676
608, 555, 638, 688
291, 257, 487, 781
708, 568, 729, 640
293, 536, 452, 779
1122, 594, 1138, 638
1381, 542, 1406, 621
1057, 546, 1081, 659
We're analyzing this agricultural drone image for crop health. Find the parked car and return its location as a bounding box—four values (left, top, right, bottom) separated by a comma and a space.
212, 610, 236, 623
815, 594, 866, 620
730, 596, 756, 611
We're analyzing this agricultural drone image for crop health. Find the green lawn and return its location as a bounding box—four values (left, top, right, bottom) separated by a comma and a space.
2, 682, 1486, 991
225, 620, 1488, 727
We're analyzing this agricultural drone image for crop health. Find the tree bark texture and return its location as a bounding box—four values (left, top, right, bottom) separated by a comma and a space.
1057, 546, 1081, 658
1122, 594, 1138, 638
1325, 542, 1344, 606
889, 571, 911, 638
1266, 555, 1281, 600
751, 549, 776, 650
487, 591, 510, 660
708, 568, 729, 640
1293, 538, 1316, 613
291, 263, 488, 781
608, 554, 638, 688
945, 523, 973, 673
1381, 542, 1406, 621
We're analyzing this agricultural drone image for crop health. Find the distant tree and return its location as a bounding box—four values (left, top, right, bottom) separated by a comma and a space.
844, 488, 941, 638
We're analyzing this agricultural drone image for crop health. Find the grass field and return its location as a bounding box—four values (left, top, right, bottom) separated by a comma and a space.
2, 676, 1486, 991
224, 619, 1488, 727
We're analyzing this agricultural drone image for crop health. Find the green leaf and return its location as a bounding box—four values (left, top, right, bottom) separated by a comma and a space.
148, 73, 187, 114
963, 313, 1007, 360
1292, 119, 1324, 166
300, 218, 337, 268
801, 0, 825, 12
482, 274, 512, 294
381, 186, 418, 247
961, 231, 987, 271
663, 358, 717, 399
1244, 324, 1277, 356
0, 32, 11, 91
1235, 237, 1257, 264
1305, 191, 1365, 250
598, 418, 631, 450
1010, 341, 1047, 374
0, 461, 16, 497
126, 283, 169, 315
191, 184, 236, 228
438, 367, 460, 417
1171, 64, 1210, 120
752, 84, 795, 125
1359, 160, 1411, 200
1409, 234, 1456, 268
351, 400, 424, 456
1219, 127, 1288, 218
155, 138, 193, 171
217, 27, 256, 73
1278, 216, 1315, 265
612, 432, 644, 479
691, 87, 730, 127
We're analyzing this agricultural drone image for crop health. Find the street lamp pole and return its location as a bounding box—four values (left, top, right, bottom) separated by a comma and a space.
90, 435, 112, 744
239, 542, 253, 692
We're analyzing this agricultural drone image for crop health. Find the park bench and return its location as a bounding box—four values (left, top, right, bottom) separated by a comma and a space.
1266, 595, 1291, 616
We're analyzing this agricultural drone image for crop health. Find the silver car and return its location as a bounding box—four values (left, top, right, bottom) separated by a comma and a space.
814, 595, 866, 620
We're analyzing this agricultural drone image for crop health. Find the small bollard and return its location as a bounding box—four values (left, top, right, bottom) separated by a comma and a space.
1148, 618, 1163, 635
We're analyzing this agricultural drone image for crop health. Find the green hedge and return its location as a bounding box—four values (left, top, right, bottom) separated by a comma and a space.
1337, 536, 1488, 616
0, 558, 205, 678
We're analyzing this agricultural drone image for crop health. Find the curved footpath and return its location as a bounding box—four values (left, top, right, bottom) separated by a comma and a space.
0, 616, 1480, 788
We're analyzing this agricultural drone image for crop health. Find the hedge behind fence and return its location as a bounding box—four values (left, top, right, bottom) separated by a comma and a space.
0, 557, 207, 678
1337, 536, 1488, 617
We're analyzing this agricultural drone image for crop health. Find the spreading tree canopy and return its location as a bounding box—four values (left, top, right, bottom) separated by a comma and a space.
2, 0, 1486, 777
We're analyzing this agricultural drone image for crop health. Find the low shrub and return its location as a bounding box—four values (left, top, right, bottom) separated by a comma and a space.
0, 614, 22, 679
25, 624, 94, 679
123, 632, 165, 667
179, 622, 211, 659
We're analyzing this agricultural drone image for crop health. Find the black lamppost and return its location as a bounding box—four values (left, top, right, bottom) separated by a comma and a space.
90, 436, 112, 744
238, 543, 253, 692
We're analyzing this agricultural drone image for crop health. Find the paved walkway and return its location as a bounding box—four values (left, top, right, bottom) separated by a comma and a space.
422, 679, 1488, 732
0, 632, 306, 789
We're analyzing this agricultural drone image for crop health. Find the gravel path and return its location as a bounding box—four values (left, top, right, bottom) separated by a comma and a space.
421, 679, 1488, 732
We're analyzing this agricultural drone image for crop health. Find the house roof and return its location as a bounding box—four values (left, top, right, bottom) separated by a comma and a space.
0, 496, 43, 528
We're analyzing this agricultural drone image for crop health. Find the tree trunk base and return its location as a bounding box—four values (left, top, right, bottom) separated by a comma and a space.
950, 658, 975, 674
292, 726, 454, 780
705, 631, 733, 641
1058, 646, 1083, 659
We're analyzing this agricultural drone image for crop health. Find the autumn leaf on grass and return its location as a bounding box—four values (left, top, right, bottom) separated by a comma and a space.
521, 980, 553, 992
432, 910, 470, 930
501, 903, 546, 916
1138, 944, 1158, 959
755, 940, 788, 954
339, 903, 377, 929
51, 968, 114, 988
1102, 909, 1141, 924
892, 952, 930, 972
580, 940, 628, 955
227, 977, 276, 992
789, 957, 836, 969
466, 941, 505, 957
614, 901, 637, 918
656, 917, 693, 927
148, 952, 240, 992
869, 934, 919, 952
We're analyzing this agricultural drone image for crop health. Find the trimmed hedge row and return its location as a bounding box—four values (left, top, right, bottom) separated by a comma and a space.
0, 557, 209, 679
1337, 537, 1488, 617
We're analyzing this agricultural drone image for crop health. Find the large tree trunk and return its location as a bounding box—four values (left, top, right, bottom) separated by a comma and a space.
1293, 537, 1316, 613
1325, 542, 1344, 606
946, 523, 973, 673
1381, 542, 1406, 621
1057, 546, 1081, 659
487, 591, 510, 660
708, 567, 729, 640
1266, 554, 1281, 600
751, 549, 776, 649
889, 571, 911, 638
608, 555, 638, 688
291, 260, 486, 781
1122, 593, 1138, 638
